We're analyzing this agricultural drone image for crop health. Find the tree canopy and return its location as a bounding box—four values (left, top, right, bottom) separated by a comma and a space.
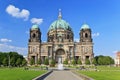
0, 52, 27, 67
93, 55, 114, 65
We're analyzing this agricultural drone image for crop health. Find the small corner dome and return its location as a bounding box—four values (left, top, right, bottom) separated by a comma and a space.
81, 23, 90, 29
31, 24, 39, 30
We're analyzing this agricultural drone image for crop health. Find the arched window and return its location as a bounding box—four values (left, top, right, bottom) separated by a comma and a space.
33, 47, 36, 52
67, 35, 69, 39
85, 33, 88, 38
32, 33, 36, 38
53, 34, 54, 39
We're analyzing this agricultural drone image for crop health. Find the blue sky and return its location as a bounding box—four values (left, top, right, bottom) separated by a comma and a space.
0, 0, 120, 58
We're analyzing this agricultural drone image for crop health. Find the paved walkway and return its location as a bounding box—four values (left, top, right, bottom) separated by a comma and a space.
43, 70, 83, 80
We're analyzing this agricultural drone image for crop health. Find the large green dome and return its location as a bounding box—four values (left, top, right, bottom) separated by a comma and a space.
49, 19, 72, 31
48, 10, 72, 31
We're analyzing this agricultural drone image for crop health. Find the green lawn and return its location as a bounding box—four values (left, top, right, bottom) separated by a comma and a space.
78, 66, 120, 80
0, 68, 46, 80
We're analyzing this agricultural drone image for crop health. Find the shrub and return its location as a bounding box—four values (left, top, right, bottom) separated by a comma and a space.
63, 59, 68, 65
44, 58, 49, 65
37, 58, 41, 65
30, 57, 35, 65
92, 58, 97, 65
77, 59, 82, 65
72, 58, 76, 65
22, 59, 27, 66
85, 58, 90, 65
50, 59, 56, 67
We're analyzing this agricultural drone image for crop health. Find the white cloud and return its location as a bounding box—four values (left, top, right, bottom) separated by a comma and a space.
74, 38, 79, 42
92, 32, 100, 37
0, 38, 12, 43
6, 5, 30, 21
31, 18, 43, 25
0, 44, 27, 56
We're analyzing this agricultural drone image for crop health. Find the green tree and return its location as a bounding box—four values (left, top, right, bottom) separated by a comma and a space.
77, 58, 82, 65
9, 52, 24, 66
104, 56, 110, 65
97, 55, 115, 65
92, 58, 97, 65
63, 59, 68, 65
30, 57, 35, 65
44, 58, 49, 65
22, 59, 27, 66
37, 58, 41, 65
110, 58, 114, 64
0, 52, 4, 66
85, 58, 90, 65
0, 52, 25, 67
72, 58, 76, 65
16, 58, 22, 67
10, 57, 16, 66
0, 52, 8, 66
98, 55, 104, 65
108, 56, 114, 65
104, 56, 114, 65
2, 58, 8, 66
50, 59, 56, 67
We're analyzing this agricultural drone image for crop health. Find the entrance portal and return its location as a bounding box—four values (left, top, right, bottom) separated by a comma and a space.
55, 49, 65, 63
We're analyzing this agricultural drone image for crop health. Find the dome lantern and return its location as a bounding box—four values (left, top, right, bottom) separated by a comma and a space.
58, 9, 62, 19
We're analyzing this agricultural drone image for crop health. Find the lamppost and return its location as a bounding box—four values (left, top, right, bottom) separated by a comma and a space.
8, 54, 10, 68
74, 42, 77, 64
70, 51, 72, 64
48, 46, 51, 64
53, 49, 56, 60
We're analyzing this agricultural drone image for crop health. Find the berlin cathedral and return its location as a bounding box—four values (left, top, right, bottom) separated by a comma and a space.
28, 10, 94, 65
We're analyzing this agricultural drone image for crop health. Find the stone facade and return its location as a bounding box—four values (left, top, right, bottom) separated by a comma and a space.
115, 51, 120, 66
28, 11, 94, 65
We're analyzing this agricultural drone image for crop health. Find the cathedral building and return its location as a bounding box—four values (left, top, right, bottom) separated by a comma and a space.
28, 11, 94, 65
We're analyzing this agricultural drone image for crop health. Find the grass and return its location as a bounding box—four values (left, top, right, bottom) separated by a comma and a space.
78, 66, 120, 80
97, 66, 120, 70
0, 67, 47, 80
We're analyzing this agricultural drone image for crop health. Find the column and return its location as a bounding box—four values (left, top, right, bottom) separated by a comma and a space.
35, 56, 37, 64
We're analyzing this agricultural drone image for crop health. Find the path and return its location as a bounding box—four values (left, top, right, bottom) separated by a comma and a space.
43, 70, 83, 80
